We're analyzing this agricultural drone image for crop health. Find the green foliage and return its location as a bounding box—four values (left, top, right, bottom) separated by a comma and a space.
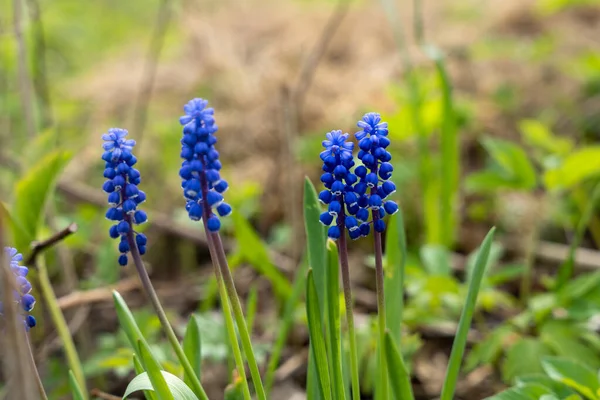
10, 151, 72, 250
123, 371, 197, 400
306, 269, 333, 400
384, 332, 414, 400
229, 212, 291, 301
137, 340, 176, 400
68, 370, 86, 400
183, 316, 203, 387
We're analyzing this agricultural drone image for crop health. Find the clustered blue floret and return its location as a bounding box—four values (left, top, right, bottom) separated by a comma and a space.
0, 247, 36, 330
179, 98, 232, 232
318, 130, 368, 240
102, 128, 148, 266
355, 113, 398, 232
318, 114, 398, 240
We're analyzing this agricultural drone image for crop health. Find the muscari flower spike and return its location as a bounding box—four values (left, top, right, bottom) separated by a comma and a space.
179, 98, 232, 232
0, 247, 37, 330
354, 113, 398, 232
102, 128, 148, 266
318, 130, 369, 240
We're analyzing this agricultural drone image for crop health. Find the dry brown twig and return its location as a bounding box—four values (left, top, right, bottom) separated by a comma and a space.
25, 223, 78, 265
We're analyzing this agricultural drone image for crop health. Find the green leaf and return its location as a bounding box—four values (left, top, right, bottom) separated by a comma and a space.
183, 315, 202, 387
69, 370, 86, 400
479, 137, 537, 191
518, 119, 573, 156
465, 171, 525, 193
137, 341, 175, 400
385, 212, 407, 346
384, 331, 415, 400
465, 324, 515, 371
502, 338, 554, 383
224, 378, 246, 400
542, 356, 600, 400
303, 177, 328, 317
123, 371, 198, 400
306, 269, 333, 400
420, 244, 452, 276
485, 384, 553, 400
230, 212, 290, 300
325, 241, 345, 400
12, 151, 72, 251
517, 374, 577, 398
544, 147, 600, 190
440, 227, 496, 400
540, 320, 600, 368
113, 291, 148, 351
245, 285, 259, 336
133, 354, 158, 400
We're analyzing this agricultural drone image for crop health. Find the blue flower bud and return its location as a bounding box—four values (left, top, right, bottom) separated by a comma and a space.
104, 168, 116, 179
108, 192, 120, 206
112, 175, 126, 189
109, 225, 119, 239
217, 203, 232, 217
214, 180, 229, 193
328, 226, 341, 239
189, 203, 202, 221
136, 234, 148, 246
346, 216, 359, 231
138, 245, 147, 255
382, 181, 396, 196
103, 181, 115, 193
206, 191, 224, 207
384, 201, 399, 215
320, 212, 334, 226
366, 172, 378, 187
122, 199, 137, 214
356, 207, 369, 222
369, 194, 382, 210
319, 190, 333, 204
135, 191, 147, 204
134, 210, 148, 224
359, 223, 371, 237
117, 220, 130, 234
125, 183, 139, 198
331, 180, 345, 195
118, 254, 128, 266
374, 219, 386, 232
207, 216, 221, 232
328, 201, 342, 217
345, 192, 358, 206
349, 229, 361, 240
119, 239, 130, 253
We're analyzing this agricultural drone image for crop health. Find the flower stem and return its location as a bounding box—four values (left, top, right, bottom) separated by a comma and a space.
26, 334, 49, 400
202, 220, 252, 400
208, 231, 267, 400
125, 229, 209, 400
36, 256, 88, 400
373, 226, 389, 400
338, 218, 361, 400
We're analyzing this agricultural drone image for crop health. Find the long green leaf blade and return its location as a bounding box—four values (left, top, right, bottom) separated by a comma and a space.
384, 212, 407, 346
326, 240, 345, 400
306, 269, 333, 400
133, 354, 158, 400
69, 370, 86, 400
440, 227, 496, 400
183, 315, 203, 387
137, 340, 175, 400
384, 332, 414, 400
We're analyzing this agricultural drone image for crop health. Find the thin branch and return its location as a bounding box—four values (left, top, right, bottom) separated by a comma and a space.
132, 0, 173, 143
13, 0, 36, 139
90, 389, 121, 400
57, 275, 140, 310
292, 1, 350, 112
25, 222, 78, 265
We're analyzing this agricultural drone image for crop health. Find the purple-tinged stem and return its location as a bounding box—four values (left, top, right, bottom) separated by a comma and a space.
26, 334, 49, 400
337, 196, 361, 400
197, 163, 267, 400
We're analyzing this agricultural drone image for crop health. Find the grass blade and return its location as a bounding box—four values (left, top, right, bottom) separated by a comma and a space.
183, 315, 203, 387
307, 269, 333, 400
326, 241, 346, 400
440, 227, 496, 400
384, 212, 407, 346
68, 370, 86, 400
133, 354, 158, 400
384, 332, 414, 400
137, 340, 175, 400
245, 285, 259, 335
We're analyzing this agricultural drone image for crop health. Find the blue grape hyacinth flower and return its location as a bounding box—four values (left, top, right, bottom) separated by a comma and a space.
354, 113, 398, 232
318, 130, 366, 240
0, 247, 37, 330
102, 128, 148, 266
179, 98, 232, 232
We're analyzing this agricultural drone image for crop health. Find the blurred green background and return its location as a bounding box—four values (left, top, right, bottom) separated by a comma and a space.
2, 0, 600, 398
